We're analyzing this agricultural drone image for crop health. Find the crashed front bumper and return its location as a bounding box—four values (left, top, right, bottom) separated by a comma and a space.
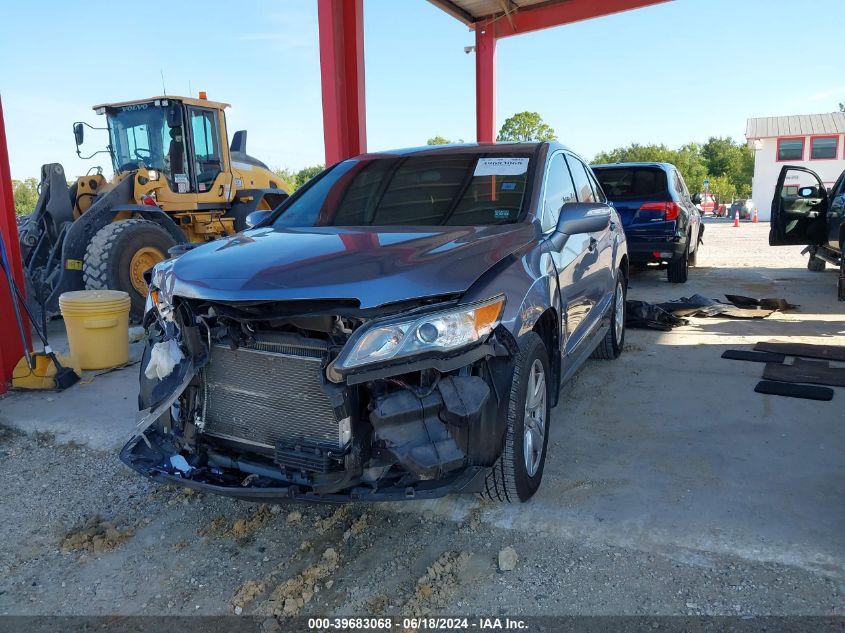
120, 331, 516, 503
120, 435, 487, 503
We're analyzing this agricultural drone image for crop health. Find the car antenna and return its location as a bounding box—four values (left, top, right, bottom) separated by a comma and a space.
160, 69, 167, 96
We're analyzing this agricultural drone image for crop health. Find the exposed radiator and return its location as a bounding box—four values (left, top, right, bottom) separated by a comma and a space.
203, 334, 342, 450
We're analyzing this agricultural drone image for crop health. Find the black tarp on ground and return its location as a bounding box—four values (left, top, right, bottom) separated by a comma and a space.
657, 294, 778, 318
625, 300, 689, 331
721, 350, 786, 363
754, 380, 834, 401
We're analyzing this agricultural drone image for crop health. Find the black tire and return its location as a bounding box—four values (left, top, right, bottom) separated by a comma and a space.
83, 219, 177, 320
807, 256, 826, 272
483, 332, 551, 503
667, 240, 689, 283
592, 272, 626, 360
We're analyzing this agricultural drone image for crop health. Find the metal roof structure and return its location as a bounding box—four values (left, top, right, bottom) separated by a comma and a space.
427, 0, 669, 36
746, 112, 845, 139
429, 0, 566, 24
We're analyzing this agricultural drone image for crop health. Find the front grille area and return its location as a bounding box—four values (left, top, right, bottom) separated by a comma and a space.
203, 334, 341, 450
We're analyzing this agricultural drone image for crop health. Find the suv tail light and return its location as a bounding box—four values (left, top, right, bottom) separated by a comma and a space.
639, 201, 680, 221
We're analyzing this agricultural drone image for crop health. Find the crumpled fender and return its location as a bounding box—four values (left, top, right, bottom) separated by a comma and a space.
133, 359, 195, 439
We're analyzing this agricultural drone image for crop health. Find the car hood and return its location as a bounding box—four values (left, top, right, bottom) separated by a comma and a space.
153, 224, 537, 309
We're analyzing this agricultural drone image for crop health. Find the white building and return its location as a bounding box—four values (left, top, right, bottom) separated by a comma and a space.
745, 112, 845, 221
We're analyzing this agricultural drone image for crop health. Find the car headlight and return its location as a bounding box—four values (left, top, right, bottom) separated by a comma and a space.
334, 296, 505, 371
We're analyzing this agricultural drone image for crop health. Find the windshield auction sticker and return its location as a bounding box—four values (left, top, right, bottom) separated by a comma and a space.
474, 157, 529, 176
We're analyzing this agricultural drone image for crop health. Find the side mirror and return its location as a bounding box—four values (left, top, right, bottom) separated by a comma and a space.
73, 122, 84, 147
245, 210, 271, 229
556, 203, 611, 235
691, 193, 702, 204
798, 186, 819, 198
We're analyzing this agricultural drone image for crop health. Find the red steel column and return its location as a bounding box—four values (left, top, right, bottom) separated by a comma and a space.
0, 96, 28, 394
318, 0, 367, 165
475, 24, 496, 143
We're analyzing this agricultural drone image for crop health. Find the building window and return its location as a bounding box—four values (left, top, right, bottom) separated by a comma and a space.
777, 137, 804, 161
810, 136, 839, 160
783, 185, 799, 196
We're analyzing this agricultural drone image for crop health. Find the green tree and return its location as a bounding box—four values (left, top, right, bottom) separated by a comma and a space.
593, 143, 676, 165
497, 112, 556, 142
273, 165, 324, 191
839, 102, 844, 112
427, 136, 453, 145
273, 167, 297, 190
672, 142, 708, 194
294, 165, 324, 189
700, 136, 753, 196
706, 174, 736, 203
12, 178, 39, 216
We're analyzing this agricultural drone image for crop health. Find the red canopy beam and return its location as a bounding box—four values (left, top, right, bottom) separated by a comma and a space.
475, 25, 497, 143
0, 96, 29, 394
487, 0, 672, 38
318, 0, 367, 165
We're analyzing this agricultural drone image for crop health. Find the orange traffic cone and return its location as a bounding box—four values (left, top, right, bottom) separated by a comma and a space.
733, 211, 740, 227
752, 208, 758, 223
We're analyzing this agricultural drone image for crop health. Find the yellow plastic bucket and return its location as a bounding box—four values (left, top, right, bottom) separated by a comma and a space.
59, 290, 131, 369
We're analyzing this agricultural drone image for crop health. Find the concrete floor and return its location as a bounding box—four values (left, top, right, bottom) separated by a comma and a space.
1, 219, 843, 583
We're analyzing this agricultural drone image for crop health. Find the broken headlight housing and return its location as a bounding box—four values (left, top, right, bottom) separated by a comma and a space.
145, 285, 175, 321
334, 295, 505, 371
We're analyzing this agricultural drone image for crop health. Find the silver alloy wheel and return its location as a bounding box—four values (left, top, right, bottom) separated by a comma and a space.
523, 358, 547, 477
614, 281, 625, 346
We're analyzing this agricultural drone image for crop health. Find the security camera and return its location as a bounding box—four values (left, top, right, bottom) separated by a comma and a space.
464, 45, 475, 54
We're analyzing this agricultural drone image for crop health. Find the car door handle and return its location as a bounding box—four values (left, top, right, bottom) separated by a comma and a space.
588, 237, 598, 252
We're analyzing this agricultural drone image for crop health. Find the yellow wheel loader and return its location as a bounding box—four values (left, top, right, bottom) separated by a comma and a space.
18, 94, 289, 321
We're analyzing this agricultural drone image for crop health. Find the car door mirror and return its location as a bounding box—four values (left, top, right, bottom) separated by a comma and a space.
691, 192, 702, 204
245, 210, 271, 229
556, 203, 611, 235
73, 122, 84, 147
798, 186, 819, 198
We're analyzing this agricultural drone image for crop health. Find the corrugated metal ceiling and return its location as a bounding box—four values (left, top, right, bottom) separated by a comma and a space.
427, 0, 556, 24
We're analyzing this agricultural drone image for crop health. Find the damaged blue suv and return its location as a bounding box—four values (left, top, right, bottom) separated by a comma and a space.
122, 143, 628, 503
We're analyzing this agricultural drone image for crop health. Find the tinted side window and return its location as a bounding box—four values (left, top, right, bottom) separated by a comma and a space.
672, 172, 684, 198
566, 155, 596, 203
541, 153, 577, 231
586, 168, 607, 203
676, 171, 691, 200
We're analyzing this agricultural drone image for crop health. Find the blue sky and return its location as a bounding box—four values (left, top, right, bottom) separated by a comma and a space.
1, 0, 843, 180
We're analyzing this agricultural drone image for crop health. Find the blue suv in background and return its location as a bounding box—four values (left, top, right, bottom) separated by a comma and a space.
591, 162, 702, 283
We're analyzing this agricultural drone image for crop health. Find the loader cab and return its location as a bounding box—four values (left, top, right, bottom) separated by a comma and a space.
94, 96, 233, 206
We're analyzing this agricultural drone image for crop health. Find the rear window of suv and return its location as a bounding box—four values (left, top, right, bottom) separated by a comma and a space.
592, 167, 668, 200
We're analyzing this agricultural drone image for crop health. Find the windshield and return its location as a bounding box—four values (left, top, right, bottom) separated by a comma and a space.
272, 153, 533, 227
107, 102, 184, 187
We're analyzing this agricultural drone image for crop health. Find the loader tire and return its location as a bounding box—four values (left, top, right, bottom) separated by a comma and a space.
83, 219, 176, 321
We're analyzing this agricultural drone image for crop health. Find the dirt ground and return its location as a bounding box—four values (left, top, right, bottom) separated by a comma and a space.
0, 219, 843, 618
